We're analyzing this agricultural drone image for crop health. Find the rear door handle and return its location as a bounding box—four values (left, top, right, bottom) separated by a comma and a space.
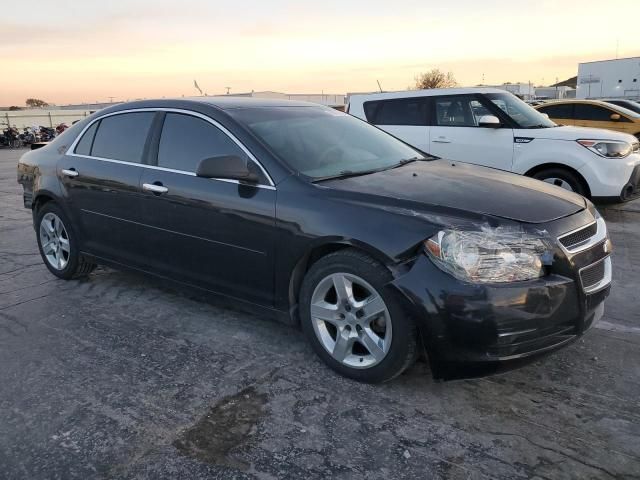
62, 168, 79, 177
143, 183, 169, 194
432, 138, 451, 144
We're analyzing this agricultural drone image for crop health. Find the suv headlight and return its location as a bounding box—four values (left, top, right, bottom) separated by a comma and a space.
577, 139, 632, 158
424, 228, 552, 283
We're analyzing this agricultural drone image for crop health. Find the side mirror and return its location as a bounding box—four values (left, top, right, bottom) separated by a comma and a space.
478, 115, 501, 128
196, 155, 259, 183
540, 113, 550, 119
610, 113, 621, 121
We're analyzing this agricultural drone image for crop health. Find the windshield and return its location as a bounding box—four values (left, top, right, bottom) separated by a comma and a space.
484, 92, 557, 128
231, 107, 426, 179
612, 104, 640, 118
605, 100, 640, 115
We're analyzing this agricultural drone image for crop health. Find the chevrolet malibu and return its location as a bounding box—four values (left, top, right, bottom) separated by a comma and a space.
17, 98, 612, 383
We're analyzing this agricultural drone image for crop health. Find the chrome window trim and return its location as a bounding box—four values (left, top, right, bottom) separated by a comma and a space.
67, 154, 276, 190
557, 217, 606, 254
65, 107, 276, 188
579, 256, 612, 294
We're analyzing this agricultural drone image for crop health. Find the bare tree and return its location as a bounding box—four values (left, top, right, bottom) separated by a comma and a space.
25, 98, 49, 108
414, 69, 457, 89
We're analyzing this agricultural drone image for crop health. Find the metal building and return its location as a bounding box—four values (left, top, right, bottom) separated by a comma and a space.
577, 57, 640, 100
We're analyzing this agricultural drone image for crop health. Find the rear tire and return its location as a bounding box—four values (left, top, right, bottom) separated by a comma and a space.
36, 202, 96, 280
299, 249, 418, 383
532, 168, 587, 197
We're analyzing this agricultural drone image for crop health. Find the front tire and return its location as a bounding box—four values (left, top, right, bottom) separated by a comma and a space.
532, 168, 587, 197
299, 249, 418, 383
36, 202, 95, 279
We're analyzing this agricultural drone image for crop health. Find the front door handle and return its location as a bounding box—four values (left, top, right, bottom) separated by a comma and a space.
62, 168, 79, 177
143, 183, 169, 194
432, 138, 451, 144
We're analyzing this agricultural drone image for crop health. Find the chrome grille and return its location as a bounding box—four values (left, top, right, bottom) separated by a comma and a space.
558, 222, 597, 250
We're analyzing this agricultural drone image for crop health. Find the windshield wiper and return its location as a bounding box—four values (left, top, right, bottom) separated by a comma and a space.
312, 167, 388, 182
312, 157, 425, 183
389, 156, 421, 169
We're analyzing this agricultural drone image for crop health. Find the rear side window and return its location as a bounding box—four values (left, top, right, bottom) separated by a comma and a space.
364, 98, 428, 126
91, 112, 155, 163
538, 104, 573, 119
157, 113, 248, 173
74, 122, 98, 155
574, 104, 618, 122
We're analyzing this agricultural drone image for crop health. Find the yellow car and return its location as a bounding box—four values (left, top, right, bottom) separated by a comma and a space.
535, 100, 640, 139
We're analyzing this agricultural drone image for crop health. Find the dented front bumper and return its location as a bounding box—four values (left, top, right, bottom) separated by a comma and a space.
390, 255, 609, 380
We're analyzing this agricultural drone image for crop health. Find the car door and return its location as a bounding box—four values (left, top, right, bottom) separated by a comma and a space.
138, 112, 277, 306
60, 111, 157, 267
573, 103, 635, 134
363, 97, 430, 152
428, 95, 515, 171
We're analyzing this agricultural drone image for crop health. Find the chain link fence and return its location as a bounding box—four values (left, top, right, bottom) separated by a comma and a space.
1, 110, 94, 130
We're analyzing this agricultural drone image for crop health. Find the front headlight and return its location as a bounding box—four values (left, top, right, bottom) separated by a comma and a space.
577, 139, 632, 158
424, 228, 552, 283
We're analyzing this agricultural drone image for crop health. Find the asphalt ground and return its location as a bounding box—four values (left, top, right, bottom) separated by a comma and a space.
1, 147, 639, 479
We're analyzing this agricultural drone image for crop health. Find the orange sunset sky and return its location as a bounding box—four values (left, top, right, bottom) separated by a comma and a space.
2, 0, 639, 106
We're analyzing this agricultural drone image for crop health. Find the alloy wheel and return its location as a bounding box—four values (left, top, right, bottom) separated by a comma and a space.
543, 177, 574, 192
39, 212, 71, 270
310, 272, 392, 369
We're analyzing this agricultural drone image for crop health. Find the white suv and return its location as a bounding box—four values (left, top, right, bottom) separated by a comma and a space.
348, 88, 640, 202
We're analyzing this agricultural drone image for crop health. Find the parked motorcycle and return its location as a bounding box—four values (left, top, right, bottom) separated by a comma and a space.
39, 126, 55, 142
19, 127, 38, 145
1, 126, 22, 148
55, 123, 69, 135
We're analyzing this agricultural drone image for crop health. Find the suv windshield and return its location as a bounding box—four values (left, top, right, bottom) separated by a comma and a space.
484, 92, 557, 129
232, 107, 426, 179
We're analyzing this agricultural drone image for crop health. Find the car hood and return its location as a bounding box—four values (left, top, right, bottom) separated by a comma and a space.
322, 160, 585, 224
522, 125, 637, 142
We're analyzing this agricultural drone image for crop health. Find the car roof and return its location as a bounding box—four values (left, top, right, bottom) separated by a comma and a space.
536, 99, 640, 118
102, 97, 322, 115
541, 99, 620, 106
348, 87, 510, 102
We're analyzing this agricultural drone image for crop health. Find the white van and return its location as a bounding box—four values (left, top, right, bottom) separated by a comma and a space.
348, 88, 640, 202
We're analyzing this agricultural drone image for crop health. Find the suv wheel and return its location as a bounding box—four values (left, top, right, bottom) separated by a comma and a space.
532, 168, 587, 196
36, 202, 96, 279
299, 249, 418, 383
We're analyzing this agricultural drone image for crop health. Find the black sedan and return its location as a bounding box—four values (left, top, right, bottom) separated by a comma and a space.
17, 98, 612, 382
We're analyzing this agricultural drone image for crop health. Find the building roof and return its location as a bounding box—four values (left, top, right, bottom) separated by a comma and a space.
187, 96, 318, 109
579, 56, 640, 65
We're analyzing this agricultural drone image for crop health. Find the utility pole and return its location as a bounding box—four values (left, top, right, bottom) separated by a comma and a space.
108, 96, 115, 104
225, 87, 231, 95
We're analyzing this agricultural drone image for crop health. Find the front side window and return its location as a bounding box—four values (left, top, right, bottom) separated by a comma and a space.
364, 98, 428, 126
230, 107, 425, 180
484, 93, 557, 128
434, 96, 477, 127
91, 112, 155, 163
574, 104, 627, 122
157, 113, 249, 173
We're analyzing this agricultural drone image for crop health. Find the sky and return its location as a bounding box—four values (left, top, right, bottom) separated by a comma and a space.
2, 0, 639, 106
